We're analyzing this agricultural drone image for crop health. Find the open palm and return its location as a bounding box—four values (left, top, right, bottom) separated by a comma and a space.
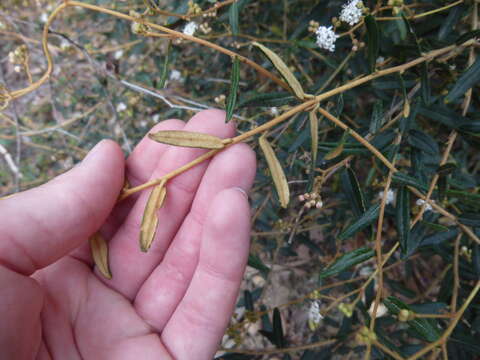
0, 110, 256, 360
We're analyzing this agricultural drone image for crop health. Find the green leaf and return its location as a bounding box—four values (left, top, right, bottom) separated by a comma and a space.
365, 15, 379, 73
458, 213, 480, 227
272, 308, 285, 348
319, 247, 375, 279
473, 244, 480, 278
383, 297, 441, 342
339, 203, 381, 240
392, 172, 429, 192
437, 163, 457, 175
157, 40, 171, 89
244, 290, 254, 311
445, 57, 480, 103
458, 121, 480, 135
407, 129, 439, 155
418, 105, 465, 129
248, 253, 270, 275
324, 129, 350, 160
237, 91, 298, 108
437, 4, 464, 41
369, 100, 384, 134
396, 186, 410, 254
405, 222, 428, 258
228, 0, 239, 36
421, 63, 430, 105
455, 29, 480, 45
341, 168, 366, 218
226, 56, 240, 122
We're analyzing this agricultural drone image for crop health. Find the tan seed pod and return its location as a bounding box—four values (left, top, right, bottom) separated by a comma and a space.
259, 135, 290, 208
140, 179, 167, 252
252, 42, 305, 100
89, 232, 112, 279
324, 142, 344, 160
148, 130, 226, 149
309, 109, 319, 165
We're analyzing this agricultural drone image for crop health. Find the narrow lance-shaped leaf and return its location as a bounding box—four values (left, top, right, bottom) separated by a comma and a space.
89, 232, 112, 279
324, 129, 350, 160
392, 172, 429, 192
421, 62, 430, 105
396, 186, 410, 254
341, 168, 366, 218
383, 296, 441, 342
140, 180, 167, 252
445, 57, 480, 103
319, 247, 375, 279
248, 253, 270, 275
309, 109, 319, 165
365, 15, 379, 73
259, 135, 290, 208
226, 56, 240, 122
272, 308, 285, 348
238, 91, 298, 108
455, 29, 480, 45
158, 40, 171, 89
228, 0, 239, 36
149, 130, 225, 149
252, 42, 305, 99
244, 290, 254, 312
369, 100, 384, 134
339, 203, 381, 240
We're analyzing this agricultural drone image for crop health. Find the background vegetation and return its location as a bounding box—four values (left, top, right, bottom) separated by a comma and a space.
1, 0, 480, 358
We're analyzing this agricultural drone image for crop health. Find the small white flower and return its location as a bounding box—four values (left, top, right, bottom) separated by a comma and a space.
379, 189, 395, 205
152, 114, 160, 123
368, 302, 388, 318
376, 56, 385, 64
270, 107, 279, 116
114, 50, 124, 60
40, 13, 48, 24
359, 266, 373, 277
116, 102, 127, 112
169, 69, 183, 81
315, 26, 339, 52
416, 199, 433, 211
60, 40, 71, 51
340, 0, 364, 26
308, 301, 323, 330
14, 65, 22, 73
183, 21, 198, 36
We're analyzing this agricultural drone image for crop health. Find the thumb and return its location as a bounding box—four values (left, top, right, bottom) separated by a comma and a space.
0, 140, 124, 275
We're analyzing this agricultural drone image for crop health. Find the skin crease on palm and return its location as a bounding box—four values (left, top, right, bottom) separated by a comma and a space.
0, 109, 257, 360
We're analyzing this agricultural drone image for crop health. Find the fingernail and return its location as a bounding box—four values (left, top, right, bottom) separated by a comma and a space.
232, 186, 248, 199
83, 140, 106, 163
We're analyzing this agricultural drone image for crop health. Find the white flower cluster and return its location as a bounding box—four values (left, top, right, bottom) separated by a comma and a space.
416, 199, 433, 212
315, 26, 339, 52
313, 0, 366, 52
183, 21, 198, 36
379, 189, 395, 205
340, 0, 364, 26
308, 300, 323, 330
169, 69, 183, 82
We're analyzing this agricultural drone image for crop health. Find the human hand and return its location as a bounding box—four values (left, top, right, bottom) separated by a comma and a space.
0, 109, 256, 360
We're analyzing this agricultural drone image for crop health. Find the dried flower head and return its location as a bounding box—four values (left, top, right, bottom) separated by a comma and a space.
315, 26, 339, 52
